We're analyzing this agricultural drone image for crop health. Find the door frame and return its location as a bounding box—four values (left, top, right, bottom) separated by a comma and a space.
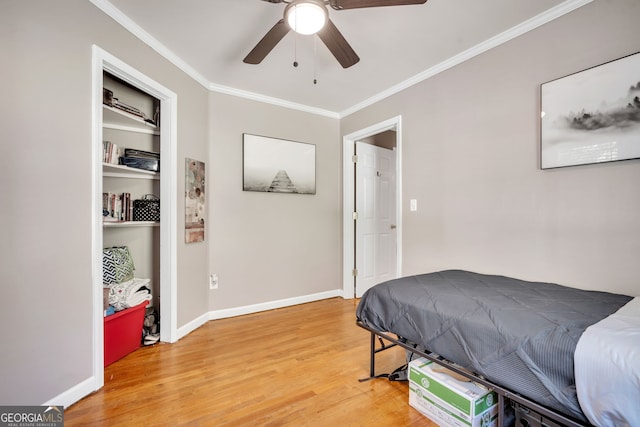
342, 116, 403, 299
91, 46, 178, 391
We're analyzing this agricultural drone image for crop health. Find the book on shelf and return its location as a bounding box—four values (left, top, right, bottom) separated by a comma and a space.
103, 140, 123, 165
103, 192, 133, 222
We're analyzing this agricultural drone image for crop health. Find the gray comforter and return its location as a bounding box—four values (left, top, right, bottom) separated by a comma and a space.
356, 270, 632, 421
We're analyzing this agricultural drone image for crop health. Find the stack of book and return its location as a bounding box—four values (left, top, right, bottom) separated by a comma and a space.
103, 140, 123, 165
103, 192, 133, 222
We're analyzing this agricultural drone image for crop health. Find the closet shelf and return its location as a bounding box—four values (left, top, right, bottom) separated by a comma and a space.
103, 163, 159, 180
103, 105, 159, 135
103, 221, 159, 228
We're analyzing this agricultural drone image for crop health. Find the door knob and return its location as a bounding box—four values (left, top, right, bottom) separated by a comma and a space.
390, 224, 397, 229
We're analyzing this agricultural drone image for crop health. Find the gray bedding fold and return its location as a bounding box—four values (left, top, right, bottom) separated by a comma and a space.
356, 270, 632, 421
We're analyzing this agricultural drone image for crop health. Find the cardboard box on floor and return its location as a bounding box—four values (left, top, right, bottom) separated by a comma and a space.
409, 357, 498, 427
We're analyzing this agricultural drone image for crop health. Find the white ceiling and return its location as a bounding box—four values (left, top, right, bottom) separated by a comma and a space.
96, 0, 587, 117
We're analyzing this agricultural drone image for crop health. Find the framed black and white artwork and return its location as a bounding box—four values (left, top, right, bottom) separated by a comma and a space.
541, 52, 640, 169
243, 133, 316, 194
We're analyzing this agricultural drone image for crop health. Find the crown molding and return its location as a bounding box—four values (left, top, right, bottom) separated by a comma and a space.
90, 0, 592, 120
208, 83, 340, 119
90, 0, 340, 118
89, 0, 210, 89
339, 0, 594, 118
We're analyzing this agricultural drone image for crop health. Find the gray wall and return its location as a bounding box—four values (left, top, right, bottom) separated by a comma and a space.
0, 0, 210, 404
208, 92, 342, 310
341, 0, 640, 296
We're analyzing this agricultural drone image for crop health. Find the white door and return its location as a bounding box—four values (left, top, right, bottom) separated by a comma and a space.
355, 141, 397, 297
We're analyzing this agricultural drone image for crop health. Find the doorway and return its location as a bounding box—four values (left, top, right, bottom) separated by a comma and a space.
342, 116, 402, 299
92, 46, 178, 392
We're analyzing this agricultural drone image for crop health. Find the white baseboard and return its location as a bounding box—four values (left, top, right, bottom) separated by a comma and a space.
47, 289, 344, 409
43, 376, 99, 408
177, 289, 344, 339
209, 289, 343, 320
176, 311, 210, 341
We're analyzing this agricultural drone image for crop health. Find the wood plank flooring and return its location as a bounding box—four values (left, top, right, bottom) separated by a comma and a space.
65, 297, 436, 426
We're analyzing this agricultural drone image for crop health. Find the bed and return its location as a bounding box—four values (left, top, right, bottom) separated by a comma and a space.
355, 269, 638, 427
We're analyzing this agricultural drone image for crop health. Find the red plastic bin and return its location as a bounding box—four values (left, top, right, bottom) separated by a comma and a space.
104, 301, 148, 366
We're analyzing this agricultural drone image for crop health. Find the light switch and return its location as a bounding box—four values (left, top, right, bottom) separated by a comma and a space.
410, 199, 417, 211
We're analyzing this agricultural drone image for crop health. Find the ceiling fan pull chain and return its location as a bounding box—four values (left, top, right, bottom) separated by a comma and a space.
293, 31, 299, 67
293, 5, 300, 67
313, 35, 318, 84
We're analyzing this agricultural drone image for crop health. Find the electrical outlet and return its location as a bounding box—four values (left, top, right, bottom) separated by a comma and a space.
209, 274, 219, 290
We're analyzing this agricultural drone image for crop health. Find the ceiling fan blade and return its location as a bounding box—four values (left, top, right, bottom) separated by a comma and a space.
330, 0, 427, 10
317, 19, 360, 69
243, 19, 290, 65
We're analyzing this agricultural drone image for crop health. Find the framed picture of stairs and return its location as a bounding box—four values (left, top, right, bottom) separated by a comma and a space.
243, 133, 316, 194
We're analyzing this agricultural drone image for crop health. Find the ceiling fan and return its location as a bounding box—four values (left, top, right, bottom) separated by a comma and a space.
243, 0, 428, 69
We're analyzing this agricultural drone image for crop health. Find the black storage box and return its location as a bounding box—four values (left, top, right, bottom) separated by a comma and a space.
122, 156, 159, 172
122, 148, 159, 172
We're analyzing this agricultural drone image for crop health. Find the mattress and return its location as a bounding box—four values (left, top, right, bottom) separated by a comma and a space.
355, 269, 632, 421
575, 297, 640, 427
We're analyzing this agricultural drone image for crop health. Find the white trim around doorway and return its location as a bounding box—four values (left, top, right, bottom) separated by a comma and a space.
342, 116, 403, 299
90, 45, 178, 399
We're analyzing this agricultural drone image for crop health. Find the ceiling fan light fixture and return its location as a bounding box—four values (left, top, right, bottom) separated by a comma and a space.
285, 1, 327, 35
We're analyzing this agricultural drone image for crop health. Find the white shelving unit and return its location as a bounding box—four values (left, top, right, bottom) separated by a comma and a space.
102, 88, 160, 228
102, 71, 161, 311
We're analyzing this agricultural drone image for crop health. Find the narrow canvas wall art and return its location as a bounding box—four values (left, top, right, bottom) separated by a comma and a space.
243, 134, 316, 194
541, 52, 640, 169
185, 158, 205, 243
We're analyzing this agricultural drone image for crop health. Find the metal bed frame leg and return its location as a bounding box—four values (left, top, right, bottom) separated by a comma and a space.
358, 332, 378, 382
368, 331, 376, 378
359, 332, 398, 382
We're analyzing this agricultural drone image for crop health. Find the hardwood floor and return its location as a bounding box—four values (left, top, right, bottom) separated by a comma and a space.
65, 298, 436, 426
